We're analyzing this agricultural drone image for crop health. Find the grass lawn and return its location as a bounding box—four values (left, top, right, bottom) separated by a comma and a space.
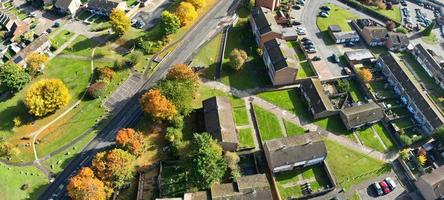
283, 120, 305, 136
257, 89, 311, 121
373, 123, 396, 151
192, 33, 222, 79
287, 41, 315, 78
238, 128, 255, 149
349, 79, 366, 102
220, 7, 270, 89
0, 163, 48, 200
314, 115, 352, 136
423, 32, 438, 45
253, 105, 284, 141
391, 118, 414, 129
62, 35, 100, 57
50, 29, 75, 49
316, 3, 359, 45
324, 139, 391, 190
160, 164, 187, 197
357, 127, 385, 152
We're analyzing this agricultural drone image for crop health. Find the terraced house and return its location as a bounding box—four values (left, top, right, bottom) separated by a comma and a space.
262, 38, 298, 85
377, 52, 444, 135
250, 6, 281, 48
352, 19, 387, 46
412, 43, 444, 90
0, 9, 28, 42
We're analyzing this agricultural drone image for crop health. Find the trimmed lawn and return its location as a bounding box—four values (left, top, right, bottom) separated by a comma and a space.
0, 163, 48, 200
193, 33, 222, 79
283, 120, 305, 136
316, 3, 359, 45
373, 123, 396, 151
349, 79, 366, 102
314, 115, 352, 136
287, 41, 315, 78
50, 30, 75, 49
253, 105, 284, 141
357, 127, 385, 152
325, 139, 391, 190
257, 89, 311, 121
238, 128, 255, 149
62, 35, 100, 57
423, 32, 438, 45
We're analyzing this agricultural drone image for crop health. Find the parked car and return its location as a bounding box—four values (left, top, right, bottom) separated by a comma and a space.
302, 37, 311, 42
293, 5, 301, 10
307, 48, 317, 53
312, 56, 321, 61
379, 181, 391, 194
320, 6, 331, 11
385, 177, 397, 191
293, 21, 302, 26
303, 40, 313, 45
345, 42, 355, 47
320, 12, 329, 18
372, 182, 383, 196
331, 54, 340, 63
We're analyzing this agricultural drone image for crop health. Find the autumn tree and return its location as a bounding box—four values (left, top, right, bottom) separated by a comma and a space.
229, 48, 248, 71
0, 63, 30, 92
166, 64, 199, 83
187, 133, 227, 189
67, 167, 110, 200
418, 154, 427, 166
115, 128, 144, 155
87, 82, 106, 99
175, 2, 197, 26
386, 20, 396, 31
109, 9, 131, 36
92, 149, 135, 189
357, 68, 373, 83
140, 89, 177, 121
375, 0, 386, 9
185, 0, 205, 9
24, 79, 71, 117
160, 11, 181, 35
96, 67, 115, 81
0, 139, 18, 158
26, 53, 49, 75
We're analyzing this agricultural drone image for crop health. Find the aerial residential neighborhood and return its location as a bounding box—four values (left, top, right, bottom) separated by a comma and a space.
3, 0, 444, 199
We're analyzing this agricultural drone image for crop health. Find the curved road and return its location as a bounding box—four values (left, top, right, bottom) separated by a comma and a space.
38, 0, 239, 199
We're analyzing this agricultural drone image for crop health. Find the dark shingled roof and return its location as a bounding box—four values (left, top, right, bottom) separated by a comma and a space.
251, 7, 280, 35
417, 166, 444, 198
210, 174, 273, 200
300, 78, 334, 115
387, 32, 409, 46
379, 52, 444, 129
328, 25, 342, 32
414, 44, 444, 78
87, 0, 125, 12
263, 38, 297, 71
264, 132, 327, 169
203, 96, 238, 145
340, 102, 384, 129
363, 26, 388, 39
12, 34, 49, 64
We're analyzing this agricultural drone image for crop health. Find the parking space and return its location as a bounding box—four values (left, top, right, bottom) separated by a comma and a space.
401, 1, 436, 31
356, 175, 406, 200
131, 0, 174, 30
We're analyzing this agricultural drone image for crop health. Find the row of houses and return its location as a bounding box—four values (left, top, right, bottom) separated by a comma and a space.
48, 0, 127, 16
0, 9, 29, 42
412, 43, 444, 90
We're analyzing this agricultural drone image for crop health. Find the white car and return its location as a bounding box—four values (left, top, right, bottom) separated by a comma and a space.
385, 177, 397, 191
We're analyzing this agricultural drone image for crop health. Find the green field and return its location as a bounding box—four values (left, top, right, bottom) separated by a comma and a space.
283, 120, 305, 136
253, 105, 284, 141
238, 128, 255, 149
357, 127, 385, 152
316, 4, 359, 45
192, 33, 222, 79
50, 30, 75, 49
0, 164, 48, 200
257, 89, 311, 121
373, 123, 396, 150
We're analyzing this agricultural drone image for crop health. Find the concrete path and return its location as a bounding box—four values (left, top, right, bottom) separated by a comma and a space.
51, 32, 80, 56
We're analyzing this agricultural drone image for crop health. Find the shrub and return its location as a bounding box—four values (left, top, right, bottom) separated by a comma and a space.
13, 117, 22, 127
400, 135, 412, 146
128, 50, 144, 67
87, 82, 107, 99
229, 48, 248, 71
24, 79, 71, 117
96, 67, 115, 81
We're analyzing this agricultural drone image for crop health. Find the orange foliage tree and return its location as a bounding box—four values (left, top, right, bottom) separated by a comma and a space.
115, 128, 144, 155
166, 63, 199, 85
67, 167, 110, 200
92, 149, 135, 189
140, 89, 177, 121
357, 68, 373, 83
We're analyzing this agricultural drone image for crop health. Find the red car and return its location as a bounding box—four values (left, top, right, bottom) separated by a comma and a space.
379, 181, 391, 194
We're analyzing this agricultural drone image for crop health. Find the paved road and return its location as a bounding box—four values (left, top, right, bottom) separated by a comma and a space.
38, 0, 238, 199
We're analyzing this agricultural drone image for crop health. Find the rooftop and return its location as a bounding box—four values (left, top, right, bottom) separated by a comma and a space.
251, 7, 281, 35
263, 38, 297, 71
203, 96, 238, 145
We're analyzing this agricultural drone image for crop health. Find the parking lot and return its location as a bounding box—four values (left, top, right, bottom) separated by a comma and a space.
356, 174, 407, 200
131, 0, 174, 30
401, 0, 436, 31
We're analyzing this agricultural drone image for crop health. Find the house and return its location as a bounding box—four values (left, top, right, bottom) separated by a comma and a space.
54, 0, 82, 15
250, 7, 282, 48
262, 38, 298, 85
385, 32, 409, 51
377, 52, 444, 135
344, 49, 375, 66
412, 43, 444, 90
255, 0, 280, 11
87, 0, 127, 16
12, 34, 51, 66
415, 165, 444, 200
300, 78, 336, 119
202, 96, 238, 151
263, 132, 327, 173
352, 19, 387, 46
0, 9, 29, 42
328, 25, 360, 44
210, 174, 273, 200
339, 102, 384, 130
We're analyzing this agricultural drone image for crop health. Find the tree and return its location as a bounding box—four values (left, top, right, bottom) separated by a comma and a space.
96, 67, 115, 81
160, 11, 181, 35
423, 21, 435, 36
336, 79, 350, 93
357, 68, 373, 83
386, 2, 393, 10
92, 149, 135, 189
434, 127, 444, 145
24, 79, 71, 117
26, 53, 49, 75
175, 2, 197, 26
375, 0, 386, 9
187, 133, 227, 189
400, 135, 413, 146
224, 151, 241, 179
87, 82, 107, 99
0, 139, 18, 158
418, 154, 427, 166
229, 48, 248, 71
115, 128, 144, 155
400, 149, 410, 160
0, 63, 31, 92
165, 64, 199, 84
127, 50, 144, 67
185, 0, 205, 9
386, 20, 396, 31
140, 89, 177, 121
109, 9, 131, 36
67, 167, 109, 200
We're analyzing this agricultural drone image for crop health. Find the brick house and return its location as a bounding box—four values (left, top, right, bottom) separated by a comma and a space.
385, 32, 409, 51
300, 78, 336, 119
416, 166, 444, 200
352, 19, 387, 46
55, 0, 82, 15
0, 9, 29, 42
262, 38, 298, 86
250, 7, 281, 48
255, 0, 280, 11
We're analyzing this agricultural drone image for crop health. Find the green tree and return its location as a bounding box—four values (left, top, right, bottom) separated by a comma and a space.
434, 127, 444, 144
187, 133, 227, 189
160, 11, 181, 35
423, 21, 436, 36
109, 9, 131, 36
158, 79, 197, 116
0, 63, 31, 92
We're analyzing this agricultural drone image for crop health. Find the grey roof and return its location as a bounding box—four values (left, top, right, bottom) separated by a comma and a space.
379, 52, 444, 129
418, 166, 444, 198
328, 25, 342, 32
340, 102, 384, 128
355, 18, 381, 29
210, 174, 272, 200
87, 0, 124, 12
363, 26, 388, 39
55, 0, 76, 9
331, 31, 359, 41
344, 49, 375, 63
12, 34, 49, 64
264, 132, 327, 169
203, 96, 238, 145
183, 191, 210, 200
263, 38, 297, 71
251, 7, 280, 35
414, 44, 444, 77
300, 78, 335, 114
387, 32, 409, 46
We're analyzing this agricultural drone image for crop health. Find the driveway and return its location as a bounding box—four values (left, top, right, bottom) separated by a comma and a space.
132, 0, 174, 30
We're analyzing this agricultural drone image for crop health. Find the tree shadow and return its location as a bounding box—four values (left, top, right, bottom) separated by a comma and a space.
27, 183, 49, 200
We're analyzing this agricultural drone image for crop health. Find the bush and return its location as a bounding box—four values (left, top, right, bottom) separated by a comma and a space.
114, 56, 127, 69
137, 39, 163, 54
96, 67, 115, 81
128, 50, 144, 67
396, 27, 407, 33
87, 82, 107, 99
13, 117, 21, 127
400, 135, 412, 146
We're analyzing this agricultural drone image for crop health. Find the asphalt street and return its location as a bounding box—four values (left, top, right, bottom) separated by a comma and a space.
38, 0, 238, 199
